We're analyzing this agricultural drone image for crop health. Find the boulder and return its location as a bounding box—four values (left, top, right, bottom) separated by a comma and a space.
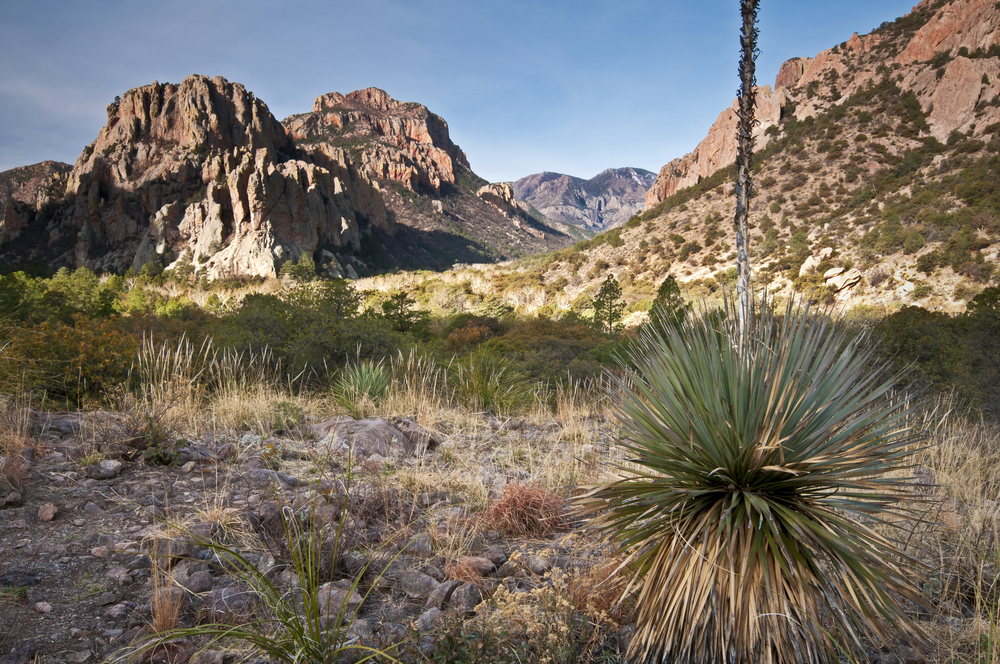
314, 417, 410, 458
829, 268, 862, 292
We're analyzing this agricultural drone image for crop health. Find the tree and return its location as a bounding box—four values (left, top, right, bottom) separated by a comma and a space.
649, 275, 687, 336
379, 290, 428, 333
592, 275, 625, 335
281, 252, 316, 283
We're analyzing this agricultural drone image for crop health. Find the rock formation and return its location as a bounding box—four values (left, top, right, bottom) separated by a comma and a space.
0, 75, 390, 279
283, 89, 575, 268
284, 88, 470, 197
0, 161, 71, 245
514, 167, 656, 230
644, 0, 1000, 209
645, 86, 786, 208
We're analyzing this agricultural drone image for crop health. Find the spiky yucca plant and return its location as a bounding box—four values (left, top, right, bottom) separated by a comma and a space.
334, 359, 391, 418
578, 298, 927, 663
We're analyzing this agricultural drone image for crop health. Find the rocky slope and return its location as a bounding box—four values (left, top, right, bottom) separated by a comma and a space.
0, 161, 72, 224
283, 89, 579, 270
0, 80, 576, 279
513, 168, 656, 231
521, 0, 1000, 316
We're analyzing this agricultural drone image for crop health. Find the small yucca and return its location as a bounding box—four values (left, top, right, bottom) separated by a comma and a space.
578, 297, 928, 663
334, 359, 390, 418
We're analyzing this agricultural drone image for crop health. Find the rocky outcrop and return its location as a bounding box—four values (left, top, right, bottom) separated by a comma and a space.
514, 168, 656, 230
283, 88, 574, 266
477, 183, 519, 217
0, 161, 71, 245
645, 86, 786, 209
927, 56, 1000, 141
896, 0, 1000, 65
284, 88, 470, 196
644, 0, 1000, 210
0, 75, 391, 279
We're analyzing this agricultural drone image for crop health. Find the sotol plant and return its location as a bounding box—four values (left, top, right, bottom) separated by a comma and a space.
578, 298, 928, 663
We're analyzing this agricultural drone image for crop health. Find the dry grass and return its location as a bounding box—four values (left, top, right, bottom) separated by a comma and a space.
481, 483, 568, 538
150, 542, 183, 633
905, 411, 1000, 662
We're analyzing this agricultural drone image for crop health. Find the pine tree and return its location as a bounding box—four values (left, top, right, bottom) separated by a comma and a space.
592, 274, 626, 335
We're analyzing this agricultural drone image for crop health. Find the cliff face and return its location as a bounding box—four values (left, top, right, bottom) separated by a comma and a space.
0, 75, 390, 279
645, 0, 1000, 209
283, 89, 576, 268
645, 86, 787, 208
285, 88, 469, 197
0, 161, 72, 248
513, 167, 656, 231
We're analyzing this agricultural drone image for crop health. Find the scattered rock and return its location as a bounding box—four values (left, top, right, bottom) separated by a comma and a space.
183, 571, 214, 594
397, 570, 440, 599
404, 533, 433, 557
36, 503, 57, 522
525, 555, 552, 575
448, 583, 483, 614
424, 579, 462, 610
390, 418, 441, 454
0, 647, 37, 664
414, 607, 447, 632
203, 586, 256, 623
314, 417, 410, 458
33, 602, 52, 613
0, 569, 42, 587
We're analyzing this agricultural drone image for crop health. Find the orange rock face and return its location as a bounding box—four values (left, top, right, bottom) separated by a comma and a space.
644, 0, 1000, 211
645, 86, 785, 209
284, 88, 470, 196
896, 0, 1000, 65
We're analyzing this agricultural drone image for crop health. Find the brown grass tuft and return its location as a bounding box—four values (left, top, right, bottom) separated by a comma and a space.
481, 483, 567, 537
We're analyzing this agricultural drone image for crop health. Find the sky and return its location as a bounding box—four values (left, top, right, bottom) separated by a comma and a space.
1, 0, 921, 183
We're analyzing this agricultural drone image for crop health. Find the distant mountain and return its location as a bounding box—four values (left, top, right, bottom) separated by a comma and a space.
513, 167, 656, 231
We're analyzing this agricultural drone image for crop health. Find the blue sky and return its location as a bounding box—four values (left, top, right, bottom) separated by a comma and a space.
1, 0, 919, 182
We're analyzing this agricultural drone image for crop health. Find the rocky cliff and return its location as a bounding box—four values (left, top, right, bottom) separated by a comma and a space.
0, 79, 576, 278
521, 0, 1000, 317
514, 167, 656, 231
0, 161, 71, 226
283, 89, 577, 269
0, 75, 392, 279
645, 0, 1000, 209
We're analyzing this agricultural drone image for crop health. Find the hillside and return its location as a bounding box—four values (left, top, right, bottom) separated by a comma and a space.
513, 167, 656, 231
500, 0, 1000, 316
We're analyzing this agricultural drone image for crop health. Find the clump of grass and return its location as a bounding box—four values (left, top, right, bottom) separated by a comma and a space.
481, 483, 567, 537
450, 349, 535, 415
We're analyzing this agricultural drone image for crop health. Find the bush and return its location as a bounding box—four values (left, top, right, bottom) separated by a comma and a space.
0, 315, 138, 405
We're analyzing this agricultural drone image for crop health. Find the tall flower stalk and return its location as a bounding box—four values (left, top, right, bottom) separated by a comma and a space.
734, 0, 759, 341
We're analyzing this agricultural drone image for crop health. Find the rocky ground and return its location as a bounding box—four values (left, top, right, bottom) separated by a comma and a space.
0, 409, 627, 664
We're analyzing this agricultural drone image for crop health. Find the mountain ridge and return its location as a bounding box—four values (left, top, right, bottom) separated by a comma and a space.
513, 166, 655, 231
